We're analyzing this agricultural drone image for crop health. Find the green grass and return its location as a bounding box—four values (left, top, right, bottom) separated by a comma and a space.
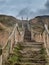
6, 42, 22, 65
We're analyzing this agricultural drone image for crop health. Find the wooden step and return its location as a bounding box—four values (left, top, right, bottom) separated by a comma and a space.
20, 42, 43, 45
20, 58, 46, 62
20, 45, 42, 48
13, 41, 46, 65
19, 50, 41, 54
19, 48, 41, 54
21, 57, 45, 60
20, 53, 43, 58
15, 62, 46, 65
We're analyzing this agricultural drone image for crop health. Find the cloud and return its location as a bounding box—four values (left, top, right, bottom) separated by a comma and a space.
38, 0, 49, 15
45, 0, 49, 8
18, 7, 30, 17
17, 7, 36, 19
17, 0, 47, 19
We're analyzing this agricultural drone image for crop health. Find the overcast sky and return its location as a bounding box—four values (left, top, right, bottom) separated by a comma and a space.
0, 0, 49, 19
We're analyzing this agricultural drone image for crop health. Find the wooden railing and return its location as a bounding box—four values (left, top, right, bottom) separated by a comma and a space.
44, 24, 49, 56
2, 23, 19, 65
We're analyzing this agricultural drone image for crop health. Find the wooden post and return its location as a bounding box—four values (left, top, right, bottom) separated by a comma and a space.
43, 32, 46, 47
10, 33, 15, 53
43, 31, 49, 56
47, 33, 49, 48
40, 33, 42, 42
0, 55, 2, 65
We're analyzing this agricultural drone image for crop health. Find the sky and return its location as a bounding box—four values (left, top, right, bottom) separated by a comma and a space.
0, 0, 49, 19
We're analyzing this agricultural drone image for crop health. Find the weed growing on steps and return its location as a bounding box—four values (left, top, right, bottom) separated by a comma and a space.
6, 42, 22, 65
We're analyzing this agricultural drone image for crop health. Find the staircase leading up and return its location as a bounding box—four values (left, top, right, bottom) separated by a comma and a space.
14, 42, 47, 65
24, 23, 31, 42
13, 23, 47, 65
7, 23, 47, 65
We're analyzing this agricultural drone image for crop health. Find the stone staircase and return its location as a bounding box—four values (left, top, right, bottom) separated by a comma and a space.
14, 42, 47, 65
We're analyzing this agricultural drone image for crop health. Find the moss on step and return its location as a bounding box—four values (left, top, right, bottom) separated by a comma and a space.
6, 42, 22, 65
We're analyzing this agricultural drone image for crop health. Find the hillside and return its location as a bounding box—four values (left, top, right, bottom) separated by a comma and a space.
0, 15, 19, 27
29, 15, 49, 33
0, 15, 49, 47
0, 15, 49, 34
0, 15, 19, 47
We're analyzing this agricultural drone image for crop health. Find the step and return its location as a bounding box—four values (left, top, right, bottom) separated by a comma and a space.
19, 48, 41, 54
20, 52, 46, 58
15, 62, 46, 65
20, 57, 45, 60
15, 42, 43, 48
14, 42, 43, 48
20, 53, 43, 58
19, 58, 46, 63
20, 42, 43, 45
20, 45, 42, 48
14, 45, 42, 50
20, 50, 41, 54
13, 41, 47, 65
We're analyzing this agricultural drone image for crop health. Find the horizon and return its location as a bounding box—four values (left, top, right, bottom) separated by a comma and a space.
0, 14, 49, 20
